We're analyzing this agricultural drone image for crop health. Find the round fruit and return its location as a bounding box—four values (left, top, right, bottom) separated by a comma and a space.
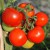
2, 22, 15, 32
27, 26, 45, 43
2, 7, 23, 27
18, 3, 28, 8
22, 40, 34, 49
35, 12, 48, 26
27, 10, 35, 18
9, 28, 27, 47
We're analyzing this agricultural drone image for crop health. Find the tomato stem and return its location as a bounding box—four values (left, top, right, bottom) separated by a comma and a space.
43, 26, 48, 38
22, 23, 26, 32
25, 4, 32, 11
30, 16, 37, 30
25, 13, 30, 26
31, 22, 34, 29
16, 7, 31, 30
31, 16, 37, 20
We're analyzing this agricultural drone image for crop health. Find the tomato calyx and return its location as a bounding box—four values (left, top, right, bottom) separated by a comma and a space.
25, 4, 33, 11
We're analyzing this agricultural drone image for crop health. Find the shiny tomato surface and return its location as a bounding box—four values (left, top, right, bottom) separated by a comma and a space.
9, 28, 27, 47
27, 26, 45, 43
35, 12, 48, 26
2, 8, 23, 27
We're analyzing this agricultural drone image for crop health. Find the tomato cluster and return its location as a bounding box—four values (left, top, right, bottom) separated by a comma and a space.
2, 3, 48, 48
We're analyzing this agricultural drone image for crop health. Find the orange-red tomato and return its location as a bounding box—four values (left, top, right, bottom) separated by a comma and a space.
35, 12, 48, 26
18, 3, 28, 8
9, 28, 27, 47
2, 7, 23, 27
27, 10, 35, 18
27, 26, 45, 43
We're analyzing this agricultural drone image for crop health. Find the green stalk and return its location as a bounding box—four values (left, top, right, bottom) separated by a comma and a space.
6, 0, 17, 8
25, 13, 30, 26
31, 22, 34, 29
0, 0, 5, 11
42, 41, 49, 50
25, 4, 32, 11
4, 36, 12, 50
17, 7, 30, 27
43, 26, 48, 38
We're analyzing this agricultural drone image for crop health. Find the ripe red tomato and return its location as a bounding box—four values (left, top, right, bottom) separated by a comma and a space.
18, 3, 28, 8
9, 28, 27, 47
2, 7, 23, 27
27, 26, 45, 43
18, 3, 34, 9
35, 12, 48, 26
19, 12, 25, 21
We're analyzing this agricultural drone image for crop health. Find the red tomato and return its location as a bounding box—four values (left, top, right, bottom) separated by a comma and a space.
27, 26, 45, 43
9, 28, 27, 47
35, 12, 48, 26
18, 3, 27, 8
2, 7, 23, 27
19, 3, 34, 9
27, 10, 35, 18
19, 12, 25, 21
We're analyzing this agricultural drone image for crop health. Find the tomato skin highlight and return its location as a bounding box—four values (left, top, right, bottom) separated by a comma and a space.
2, 7, 23, 27
35, 12, 48, 26
9, 28, 27, 47
27, 26, 45, 43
